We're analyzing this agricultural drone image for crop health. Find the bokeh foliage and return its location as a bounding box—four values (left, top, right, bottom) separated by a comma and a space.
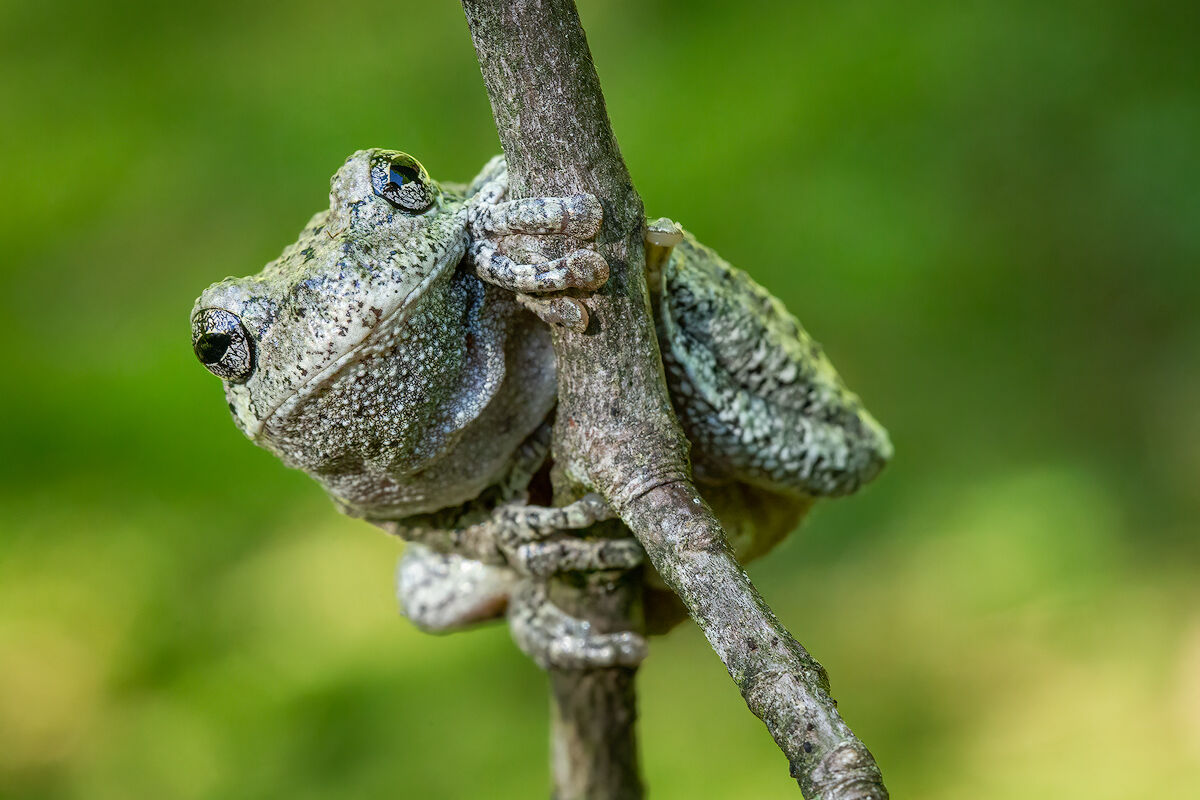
1, 1, 1198, 797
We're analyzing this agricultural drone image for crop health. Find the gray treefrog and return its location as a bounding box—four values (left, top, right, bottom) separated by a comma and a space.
191, 149, 891, 668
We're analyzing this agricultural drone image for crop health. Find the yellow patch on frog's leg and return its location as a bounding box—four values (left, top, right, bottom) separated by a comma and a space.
644, 216, 683, 295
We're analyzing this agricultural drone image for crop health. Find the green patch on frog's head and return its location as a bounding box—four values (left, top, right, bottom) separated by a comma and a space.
191, 148, 470, 440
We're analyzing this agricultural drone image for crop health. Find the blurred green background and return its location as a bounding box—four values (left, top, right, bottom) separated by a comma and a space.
2, 0, 1198, 797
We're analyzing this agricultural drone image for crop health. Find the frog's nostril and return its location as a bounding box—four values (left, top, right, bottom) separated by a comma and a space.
195, 332, 231, 364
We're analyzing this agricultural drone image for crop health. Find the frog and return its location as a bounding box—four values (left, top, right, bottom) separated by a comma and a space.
190, 148, 892, 668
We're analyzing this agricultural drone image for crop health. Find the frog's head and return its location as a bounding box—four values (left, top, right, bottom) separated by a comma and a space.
190, 149, 471, 450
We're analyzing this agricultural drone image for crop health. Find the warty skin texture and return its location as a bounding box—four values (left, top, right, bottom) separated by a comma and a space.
193, 151, 555, 519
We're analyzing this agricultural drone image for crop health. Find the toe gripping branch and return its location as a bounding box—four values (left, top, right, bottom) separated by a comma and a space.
508, 580, 647, 670
394, 494, 650, 670
497, 495, 649, 670
467, 181, 609, 332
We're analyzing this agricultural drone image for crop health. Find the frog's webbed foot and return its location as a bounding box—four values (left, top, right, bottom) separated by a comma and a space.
508, 580, 647, 670
493, 494, 644, 578
468, 237, 608, 294
514, 293, 590, 331
388, 494, 641, 578
467, 189, 608, 332
497, 496, 647, 668
391, 497, 646, 667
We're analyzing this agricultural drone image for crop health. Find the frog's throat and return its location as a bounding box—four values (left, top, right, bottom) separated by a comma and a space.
248, 246, 465, 439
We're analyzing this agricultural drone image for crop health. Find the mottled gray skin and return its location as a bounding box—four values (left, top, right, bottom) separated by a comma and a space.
191, 150, 891, 657
193, 151, 555, 521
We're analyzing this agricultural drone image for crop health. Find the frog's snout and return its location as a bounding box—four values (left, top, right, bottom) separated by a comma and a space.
191, 308, 255, 384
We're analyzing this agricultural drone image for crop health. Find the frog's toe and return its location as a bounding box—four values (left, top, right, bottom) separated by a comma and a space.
471, 193, 603, 240
470, 239, 609, 293
563, 248, 609, 289
506, 537, 644, 579
507, 581, 646, 670
516, 294, 590, 331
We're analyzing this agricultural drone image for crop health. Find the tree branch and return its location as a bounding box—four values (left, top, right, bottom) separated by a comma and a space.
546, 565, 644, 800
460, 1, 888, 796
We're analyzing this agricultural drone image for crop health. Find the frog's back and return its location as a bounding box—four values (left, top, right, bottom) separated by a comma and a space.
658, 232, 892, 499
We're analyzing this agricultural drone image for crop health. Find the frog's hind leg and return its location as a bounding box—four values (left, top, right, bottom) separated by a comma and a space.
491, 494, 644, 578
498, 498, 647, 669
388, 494, 643, 579
507, 580, 647, 669
658, 234, 893, 498
394, 498, 647, 666
396, 543, 518, 633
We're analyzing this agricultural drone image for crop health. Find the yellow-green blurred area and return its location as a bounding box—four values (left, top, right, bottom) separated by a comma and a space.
2, 0, 1197, 796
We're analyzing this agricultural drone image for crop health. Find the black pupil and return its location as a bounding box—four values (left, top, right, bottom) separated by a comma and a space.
195, 332, 231, 364
388, 162, 421, 189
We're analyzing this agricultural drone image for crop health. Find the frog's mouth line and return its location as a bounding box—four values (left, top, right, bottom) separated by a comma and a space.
248, 242, 466, 439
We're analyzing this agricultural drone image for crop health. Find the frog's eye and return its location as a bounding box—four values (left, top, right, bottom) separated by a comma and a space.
370, 152, 435, 213
192, 308, 255, 384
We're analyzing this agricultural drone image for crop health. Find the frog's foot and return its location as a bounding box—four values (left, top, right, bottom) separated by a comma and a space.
494, 494, 644, 578
396, 543, 519, 633
467, 191, 608, 332
506, 537, 644, 579
388, 494, 640, 578
468, 238, 608, 294
498, 492, 615, 533
470, 194, 603, 240
507, 580, 647, 670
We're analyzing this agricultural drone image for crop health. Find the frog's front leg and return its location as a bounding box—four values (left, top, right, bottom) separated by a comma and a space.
469, 238, 608, 293
472, 194, 604, 240
467, 187, 608, 331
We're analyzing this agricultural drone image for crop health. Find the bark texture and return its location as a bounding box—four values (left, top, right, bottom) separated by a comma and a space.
460, 1, 888, 797
547, 567, 643, 800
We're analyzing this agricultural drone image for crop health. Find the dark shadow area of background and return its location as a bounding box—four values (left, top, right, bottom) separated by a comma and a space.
1, 0, 1197, 797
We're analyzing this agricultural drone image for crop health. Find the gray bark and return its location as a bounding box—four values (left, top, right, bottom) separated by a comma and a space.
460, 1, 888, 797
546, 566, 644, 800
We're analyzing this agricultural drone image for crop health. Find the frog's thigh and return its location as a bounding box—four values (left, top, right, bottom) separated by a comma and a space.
396, 544, 518, 633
